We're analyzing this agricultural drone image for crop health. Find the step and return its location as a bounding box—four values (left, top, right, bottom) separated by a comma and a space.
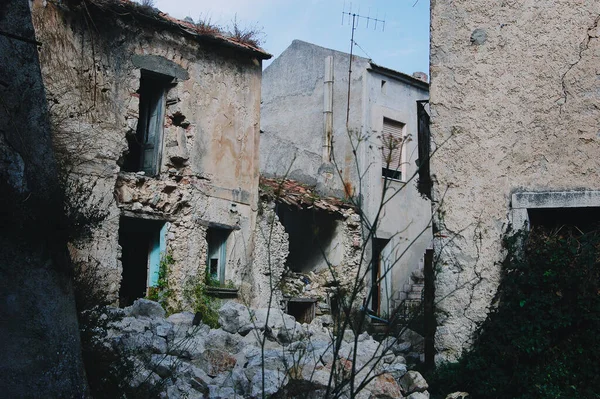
407, 291, 423, 300
410, 283, 424, 293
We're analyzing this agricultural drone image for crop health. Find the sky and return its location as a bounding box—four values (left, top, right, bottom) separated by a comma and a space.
153, 0, 430, 76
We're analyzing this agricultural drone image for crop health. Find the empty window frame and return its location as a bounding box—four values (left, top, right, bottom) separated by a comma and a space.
118, 217, 167, 307
381, 118, 405, 181
124, 70, 172, 176
206, 228, 230, 286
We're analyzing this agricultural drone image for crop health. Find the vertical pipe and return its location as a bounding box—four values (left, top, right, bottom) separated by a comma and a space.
323, 56, 334, 162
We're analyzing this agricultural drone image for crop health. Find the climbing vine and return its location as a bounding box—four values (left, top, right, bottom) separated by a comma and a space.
428, 225, 600, 398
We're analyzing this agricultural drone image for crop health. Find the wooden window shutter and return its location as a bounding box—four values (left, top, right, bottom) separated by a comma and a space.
381, 118, 404, 170
141, 88, 165, 175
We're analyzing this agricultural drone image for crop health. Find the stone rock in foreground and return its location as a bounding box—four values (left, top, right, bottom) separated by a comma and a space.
126, 298, 166, 318
85, 299, 429, 398
399, 370, 429, 395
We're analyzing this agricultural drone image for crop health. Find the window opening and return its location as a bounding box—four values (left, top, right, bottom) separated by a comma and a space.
381, 117, 405, 181
275, 205, 341, 273
118, 217, 167, 307
207, 228, 230, 285
381, 79, 387, 94
123, 70, 172, 176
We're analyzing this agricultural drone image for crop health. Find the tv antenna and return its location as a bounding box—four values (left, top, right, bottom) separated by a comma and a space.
342, 2, 385, 126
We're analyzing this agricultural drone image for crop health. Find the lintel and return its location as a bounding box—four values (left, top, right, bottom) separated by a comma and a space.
511, 190, 600, 209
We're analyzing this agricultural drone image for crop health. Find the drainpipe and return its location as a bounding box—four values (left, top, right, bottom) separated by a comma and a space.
323, 55, 334, 162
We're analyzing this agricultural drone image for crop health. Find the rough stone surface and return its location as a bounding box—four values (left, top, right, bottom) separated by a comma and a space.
0, 0, 88, 396
218, 301, 253, 334
126, 298, 166, 318
430, 0, 600, 361
86, 299, 419, 398
399, 371, 429, 395
30, 0, 264, 307
247, 202, 289, 307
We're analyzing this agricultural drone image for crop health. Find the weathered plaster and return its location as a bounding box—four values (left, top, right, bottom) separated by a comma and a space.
261, 40, 432, 316
31, 0, 264, 306
430, 0, 600, 361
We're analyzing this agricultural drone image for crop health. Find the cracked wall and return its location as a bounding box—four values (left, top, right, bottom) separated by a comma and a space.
31, 0, 263, 306
430, 0, 600, 361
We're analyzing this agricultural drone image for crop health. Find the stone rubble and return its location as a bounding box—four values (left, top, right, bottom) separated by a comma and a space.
89, 299, 431, 398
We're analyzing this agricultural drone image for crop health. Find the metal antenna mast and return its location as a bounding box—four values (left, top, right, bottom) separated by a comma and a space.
342, 3, 385, 127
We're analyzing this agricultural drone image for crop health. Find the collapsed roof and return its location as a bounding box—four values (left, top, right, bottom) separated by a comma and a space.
260, 176, 357, 215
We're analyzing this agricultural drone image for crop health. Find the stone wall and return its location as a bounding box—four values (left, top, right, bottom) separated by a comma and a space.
31, 0, 264, 305
429, 0, 600, 361
0, 0, 88, 395
279, 210, 364, 314
246, 201, 289, 308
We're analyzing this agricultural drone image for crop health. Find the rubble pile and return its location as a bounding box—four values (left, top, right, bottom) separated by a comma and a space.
88, 299, 433, 398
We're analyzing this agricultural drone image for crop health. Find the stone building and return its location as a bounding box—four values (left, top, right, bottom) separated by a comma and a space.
261, 40, 432, 317
30, 0, 271, 308
429, 0, 600, 361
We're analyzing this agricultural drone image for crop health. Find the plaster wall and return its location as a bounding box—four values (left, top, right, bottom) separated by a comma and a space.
260, 40, 369, 198
262, 40, 432, 316
31, 1, 263, 306
429, 0, 600, 361
361, 70, 432, 311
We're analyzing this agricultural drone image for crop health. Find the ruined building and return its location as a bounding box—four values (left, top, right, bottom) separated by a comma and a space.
30, 0, 272, 308
261, 40, 432, 318
429, 0, 600, 361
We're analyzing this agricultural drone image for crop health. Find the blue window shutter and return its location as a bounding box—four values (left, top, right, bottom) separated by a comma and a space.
148, 223, 167, 287
142, 90, 165, 175
218, 236, 227, 285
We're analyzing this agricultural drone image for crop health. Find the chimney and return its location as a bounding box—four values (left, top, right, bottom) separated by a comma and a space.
412, 72, 428, 83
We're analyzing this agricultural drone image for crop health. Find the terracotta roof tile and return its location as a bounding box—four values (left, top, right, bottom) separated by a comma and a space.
260, 176, 357, 215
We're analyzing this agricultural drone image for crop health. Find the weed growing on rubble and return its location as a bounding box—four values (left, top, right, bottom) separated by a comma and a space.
183, 276, 221, 329
147, 252, 174, 309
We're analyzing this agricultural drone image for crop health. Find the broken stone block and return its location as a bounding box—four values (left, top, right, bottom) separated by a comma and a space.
126, 298, 166, 319
117, 184, 135, 203
218, 301, 253, 334
399, 370, 429, 395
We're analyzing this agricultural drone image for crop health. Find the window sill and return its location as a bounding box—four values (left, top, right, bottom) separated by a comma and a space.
205, 286, 239, 298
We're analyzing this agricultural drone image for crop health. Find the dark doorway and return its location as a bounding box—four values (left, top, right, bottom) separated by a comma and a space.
287, 298, 317, 324
371, 238, 390, 314
528, 207, 600, 232
119, 217, 165, 307
123, 70, 172, 176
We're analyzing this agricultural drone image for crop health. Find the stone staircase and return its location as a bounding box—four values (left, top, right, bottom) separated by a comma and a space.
391, 260, 425, 321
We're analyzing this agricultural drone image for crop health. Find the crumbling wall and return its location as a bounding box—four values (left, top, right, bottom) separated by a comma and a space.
247, 201, 290, 308
31, 0, 262, 305
279, 210, 364, 314
430, 0, 600, 361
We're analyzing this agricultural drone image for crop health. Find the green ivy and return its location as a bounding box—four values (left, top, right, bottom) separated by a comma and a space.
428, 226, 600, 399
147, 252, 174, 311
181, 269, 221, 329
